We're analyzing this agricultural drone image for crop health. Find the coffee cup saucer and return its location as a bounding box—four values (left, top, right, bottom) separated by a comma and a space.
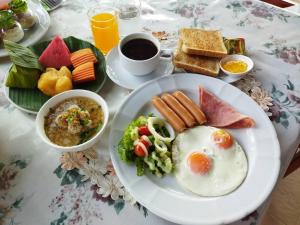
106, 47, 174, 90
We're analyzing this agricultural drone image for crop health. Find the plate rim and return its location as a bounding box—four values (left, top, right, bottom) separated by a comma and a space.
109, 73, 281, 225
106, 46, 174, 90
0, 1, 51, 58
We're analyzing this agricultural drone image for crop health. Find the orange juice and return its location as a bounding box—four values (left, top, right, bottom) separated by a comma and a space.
90, 12, 119, 55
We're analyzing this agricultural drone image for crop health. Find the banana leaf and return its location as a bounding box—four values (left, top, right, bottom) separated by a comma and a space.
8, 36, 107, 113
4, 40, 43, 70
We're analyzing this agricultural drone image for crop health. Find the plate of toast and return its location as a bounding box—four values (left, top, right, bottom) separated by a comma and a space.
173, 28, 249, 82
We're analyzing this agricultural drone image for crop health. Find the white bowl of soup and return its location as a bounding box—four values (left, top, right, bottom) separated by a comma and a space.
36, 89, 109, 152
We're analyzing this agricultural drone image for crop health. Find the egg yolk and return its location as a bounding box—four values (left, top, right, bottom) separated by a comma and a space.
212, 129, 234, 149
187, 152, 212, 174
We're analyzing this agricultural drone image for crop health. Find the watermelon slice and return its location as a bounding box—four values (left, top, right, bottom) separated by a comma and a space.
39, 36, 72, 68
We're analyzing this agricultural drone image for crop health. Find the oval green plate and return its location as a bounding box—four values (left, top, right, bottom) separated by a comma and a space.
4, 36, 107, 114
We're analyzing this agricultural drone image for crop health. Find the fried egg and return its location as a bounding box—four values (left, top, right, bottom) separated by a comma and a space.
172, 126, 248, 197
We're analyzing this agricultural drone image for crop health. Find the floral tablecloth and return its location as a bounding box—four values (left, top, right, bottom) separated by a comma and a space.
1, 0, 300, 225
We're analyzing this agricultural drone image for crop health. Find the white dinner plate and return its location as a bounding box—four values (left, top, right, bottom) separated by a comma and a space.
109, 73, 280, 225
0, 1, 51, 57
106, 47, 174, 89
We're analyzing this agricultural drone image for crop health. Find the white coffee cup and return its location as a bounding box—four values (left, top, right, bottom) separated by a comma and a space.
118, 33, 171, 76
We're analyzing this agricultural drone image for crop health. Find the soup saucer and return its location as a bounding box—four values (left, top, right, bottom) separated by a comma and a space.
106, 47, 174, 90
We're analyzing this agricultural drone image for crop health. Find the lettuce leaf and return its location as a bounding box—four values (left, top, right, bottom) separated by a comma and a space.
135, 157, 145, 176
117, 116, 148, 163
0, 10, 15, 30
9, 0, 28, 14
6, 64, 40, 88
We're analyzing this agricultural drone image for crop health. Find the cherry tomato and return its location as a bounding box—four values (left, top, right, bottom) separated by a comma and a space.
138, 126, 151, 136
134, 145, 147, 157
0, 4, 9, 10
140, 139, 151, 148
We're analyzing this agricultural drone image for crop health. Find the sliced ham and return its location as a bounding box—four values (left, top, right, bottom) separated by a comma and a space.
199, 87, 255, 128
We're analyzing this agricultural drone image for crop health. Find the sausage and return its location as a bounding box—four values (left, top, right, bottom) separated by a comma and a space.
172, 91, 207, 124
161, 93, 196, 128
151, 96, 186, 132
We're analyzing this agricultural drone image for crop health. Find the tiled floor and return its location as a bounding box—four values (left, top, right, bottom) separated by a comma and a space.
261, 169, 300, 225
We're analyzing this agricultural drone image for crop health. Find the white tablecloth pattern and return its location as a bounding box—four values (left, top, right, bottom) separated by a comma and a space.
0, 0, 300, 225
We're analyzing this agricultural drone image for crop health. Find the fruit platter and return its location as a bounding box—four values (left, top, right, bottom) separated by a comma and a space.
4, 36, 107, 113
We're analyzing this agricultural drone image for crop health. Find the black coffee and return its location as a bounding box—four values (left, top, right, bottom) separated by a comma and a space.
121, 38, 158, 60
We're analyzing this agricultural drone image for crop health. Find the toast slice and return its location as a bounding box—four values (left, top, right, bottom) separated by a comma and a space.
180, 28, 227, 58
173, 39, 220, 77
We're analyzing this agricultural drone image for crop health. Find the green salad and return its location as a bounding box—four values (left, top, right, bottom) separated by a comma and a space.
9, 0, 28, 14
0, 10, 15, 30
118, 115, 175, 177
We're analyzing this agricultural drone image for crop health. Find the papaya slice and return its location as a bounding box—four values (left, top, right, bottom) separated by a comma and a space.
72, 62, 96, 83
70, 48, 98, 68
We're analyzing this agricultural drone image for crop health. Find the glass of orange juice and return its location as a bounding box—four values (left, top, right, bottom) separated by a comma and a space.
88, 6, 120, 55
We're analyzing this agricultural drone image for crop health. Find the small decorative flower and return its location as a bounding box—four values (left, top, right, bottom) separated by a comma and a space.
123, 190, 136, 205
90, 184, 109, 202
96, 174, 124, 200
60, 152, 87, 170
269, 101, 282, 121
234, 75, 261, 94
242, 0, 253, 7
194, 6, 204, 16
287, 90, 300, 106
177, 5, 194, 18
152, 31, 168, 41
250, 87, 273, 116
0, 205, 12, 224
0, 168, 18, 191
80, 159, 107, 184
106, 160, 116, 175
279, 48, 300, 64
234, 76, 274, 116
251, 6, 272, 19
83, 148, 98, 160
